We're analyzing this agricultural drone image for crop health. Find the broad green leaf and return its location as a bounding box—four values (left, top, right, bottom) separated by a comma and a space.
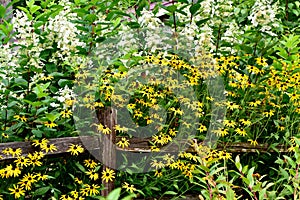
107, 188, 121, 200
226, 187, 235, 200
189, 3, 200, 15
0, 5, 5, 18
33, 186, 50, 196
75, 162, 86, 173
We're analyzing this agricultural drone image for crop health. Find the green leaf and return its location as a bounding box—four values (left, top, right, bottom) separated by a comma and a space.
33, 186, 50, 196
32, 130, 43, 138
85, 13, 97, 22
189, 3, 200, 15
75, 162, 86, 173
121, 193, 137, 200
58, 79, 73, 87
226, 187, 235, 200
0, 5, 6, 18
279, 166, 289, 179
235, 155, 242, 172
164, 191, 177, 195
283, 155, 296, 168
246, 167, 255, 188
14, 78, 28, 86
46, 63, 57, 73
107, 188, 121, 200
162, 5, 177, 13
30, 5, 41, 14
45, 112, 60, 122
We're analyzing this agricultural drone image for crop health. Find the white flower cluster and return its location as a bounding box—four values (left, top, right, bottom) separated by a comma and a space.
46, 5, 85, 62
248, 0, 279, 36
0, 44, 20, 109
220, 21, 244, 54
12, 10, 44, 69
53, 85, 76, 109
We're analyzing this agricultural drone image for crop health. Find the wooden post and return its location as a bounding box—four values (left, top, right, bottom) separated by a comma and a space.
96, 107, 117, 196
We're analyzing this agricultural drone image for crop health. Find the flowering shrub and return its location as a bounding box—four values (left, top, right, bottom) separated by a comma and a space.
0, 0, 300, 199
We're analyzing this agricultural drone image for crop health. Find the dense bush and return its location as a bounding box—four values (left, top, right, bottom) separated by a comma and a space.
0, 0, 300, 199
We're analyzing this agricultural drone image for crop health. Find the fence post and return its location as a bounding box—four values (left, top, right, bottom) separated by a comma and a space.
97, 107, 117, 196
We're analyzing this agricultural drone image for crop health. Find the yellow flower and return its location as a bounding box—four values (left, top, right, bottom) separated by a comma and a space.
93, 123, 111, 134
67, 144, 84, 155
70, 190, 79, 198
151, 160, 165, 170
2, 133, 9, 138
86, 169, 99, 181
60, 109, 73, 118
9, 185, 25, 199
35, 173, 48, 181
122, 182, 137, 193
18, 173, 37, 190
235, 128, 247, 136
74, 177, 83, 184
223, 120, 236, 128
154, 170, 163, 177
32, 138, 49, 147
248, 139, 258, 146
14, 115, 27, 122
84, 159, 98, 169
239, 119, 252, 126
9, 148, 22, 157
116, 137, 130, 148
213, 128, 229, 137
14, 156, 29, 168
40, 143, 57, 153
27, 153, 43, 167
101, 168, 115, 183
169, 107, 183, 115
225, 101, 240, 110
44, 121, 58, 128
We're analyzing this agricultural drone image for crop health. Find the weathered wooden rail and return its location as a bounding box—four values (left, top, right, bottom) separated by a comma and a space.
0, 136, 289, 161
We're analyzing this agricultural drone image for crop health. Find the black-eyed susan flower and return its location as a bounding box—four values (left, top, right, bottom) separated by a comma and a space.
14, 156, 29, 168
74, 177, 83, 184
27, 153, 42, 167
8, 148, 22, 157
93, 123, 111, 134
70, 190, 79, 198
14, 115, 27, 122
101, 168, 115, 183
154, 170, 163, 177
67, 144, 84, 155
44, 121, 58, 128
84, 159, 98, 169
248, 139, 258, 146
87, 184, 100, 196
122, 182, 137, 193
60, 109, 73, 118
35, 173, 48, 181
32, 138, 49, 147
225, 101, 240, 110
151, 160, 165, 170
213, 128, 229, 137
116, 137, 130, 148
18, 173, 37, 190
235, 128, 247, 136
2, 133, 9, 138
239, 119, 251, 126
223, 120, 236, 128
85, 169, 99, 181
197, 124, 207, 133
41, 143, 57, 153
9, 185, 25, 199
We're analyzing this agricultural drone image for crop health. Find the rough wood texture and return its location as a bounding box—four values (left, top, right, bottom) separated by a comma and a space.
0, 137, 289, 161
96, 107, 117, 197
